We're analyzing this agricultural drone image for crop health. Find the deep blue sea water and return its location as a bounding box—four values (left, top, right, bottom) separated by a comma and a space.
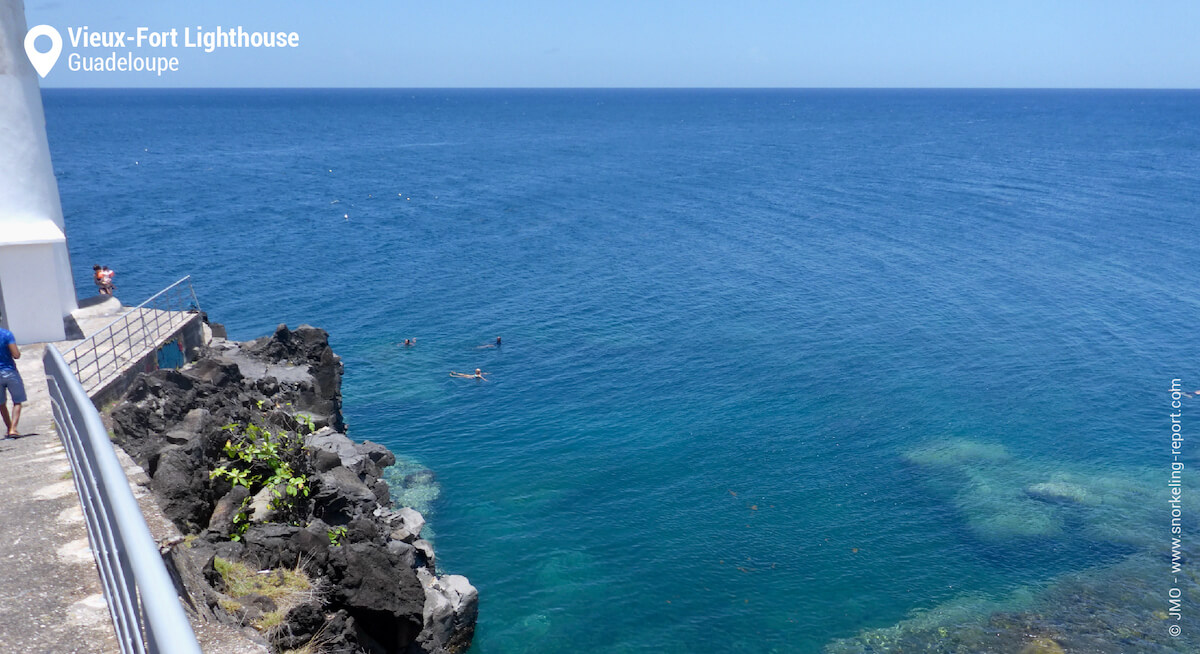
44, 89, 1200, 652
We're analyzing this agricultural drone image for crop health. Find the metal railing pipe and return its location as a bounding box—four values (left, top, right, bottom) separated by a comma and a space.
63, 276, 200, 396
44, 344, 203, 654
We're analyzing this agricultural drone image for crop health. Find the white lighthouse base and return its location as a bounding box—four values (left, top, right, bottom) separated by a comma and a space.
0, 219, 70, 342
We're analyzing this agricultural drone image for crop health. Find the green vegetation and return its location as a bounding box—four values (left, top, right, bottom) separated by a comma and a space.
210, 423, 312, 535
327, 526, 348, 546
229, 496, 252, 541
211, 423, 309, 502
200, 413, 327, 638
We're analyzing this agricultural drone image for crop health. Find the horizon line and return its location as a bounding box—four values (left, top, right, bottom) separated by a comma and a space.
40, 86, 1200, 91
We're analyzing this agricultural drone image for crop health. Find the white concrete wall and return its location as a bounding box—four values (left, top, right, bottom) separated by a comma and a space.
0, 0, 78, 343
0, 243, 64, 342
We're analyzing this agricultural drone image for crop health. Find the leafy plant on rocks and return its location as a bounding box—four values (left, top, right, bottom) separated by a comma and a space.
210, 422, 313, 529
327, 526, 348, 546
229, 496, 252, 541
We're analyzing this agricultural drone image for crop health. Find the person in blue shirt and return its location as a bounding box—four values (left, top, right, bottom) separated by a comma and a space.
0, 328, 24, 437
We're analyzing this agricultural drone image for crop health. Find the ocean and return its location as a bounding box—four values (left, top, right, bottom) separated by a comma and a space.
44, 89, 1200, 653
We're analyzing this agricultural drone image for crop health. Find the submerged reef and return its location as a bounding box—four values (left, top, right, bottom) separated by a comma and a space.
900, 438, 1170, 548
110, 325, 476, 654
826, 553, 1200, 653
824, 437, 1198, 653
384, 456, 442, 518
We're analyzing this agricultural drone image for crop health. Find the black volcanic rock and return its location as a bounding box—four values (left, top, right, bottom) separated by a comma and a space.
109, 325, 477, 653
147, 445, 214, 530
328, 543, 425, 650
271, 602, 324, 650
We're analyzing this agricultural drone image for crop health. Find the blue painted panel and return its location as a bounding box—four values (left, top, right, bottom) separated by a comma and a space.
156, 338, 184, 370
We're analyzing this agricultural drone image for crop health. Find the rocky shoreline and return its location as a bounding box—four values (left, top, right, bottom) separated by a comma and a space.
109, 324, 477, 654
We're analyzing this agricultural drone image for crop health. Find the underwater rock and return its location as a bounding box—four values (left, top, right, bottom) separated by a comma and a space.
825, 552, 1200, 653
1018, 636, 1065, 654
955, 468, 1063, 540
406, 469, 437, 486
903, 435, 1180, 550
966, 504, 1062, 540
902, 437, 1011, 468
1025, 480, 1099, 506
384, 457, 442, 515
860, 435, 1200, 653
823, 591, 1014, 654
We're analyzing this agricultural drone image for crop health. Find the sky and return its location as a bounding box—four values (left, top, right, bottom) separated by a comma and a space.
22, 0, 1200, 88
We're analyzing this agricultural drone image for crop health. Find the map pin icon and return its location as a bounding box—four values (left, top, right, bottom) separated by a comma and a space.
24, 25, 63, 78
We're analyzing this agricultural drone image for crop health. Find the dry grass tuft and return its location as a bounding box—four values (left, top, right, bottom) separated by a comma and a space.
213, 557, 316, 633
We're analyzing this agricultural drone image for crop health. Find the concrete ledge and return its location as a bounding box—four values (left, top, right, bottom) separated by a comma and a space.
73, 295, 124, 318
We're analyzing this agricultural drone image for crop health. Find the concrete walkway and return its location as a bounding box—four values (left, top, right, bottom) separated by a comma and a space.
0, 339, 119, 652
0, 297, 266, 653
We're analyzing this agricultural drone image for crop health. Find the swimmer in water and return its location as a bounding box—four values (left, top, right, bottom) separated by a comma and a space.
450, 368, 489, 380
397, 338, 416, 347
477, 336, 502, 349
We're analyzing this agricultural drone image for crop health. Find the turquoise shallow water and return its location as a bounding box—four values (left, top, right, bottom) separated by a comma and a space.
45, 89, 1200, 652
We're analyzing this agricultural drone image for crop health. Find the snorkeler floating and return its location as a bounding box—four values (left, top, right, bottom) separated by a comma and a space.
450, 368, 489, 381
477, 336, 501, 349
397, 338, 417, 347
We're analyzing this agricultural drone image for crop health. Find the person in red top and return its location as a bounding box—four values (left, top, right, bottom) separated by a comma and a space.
93, 265, 106, 294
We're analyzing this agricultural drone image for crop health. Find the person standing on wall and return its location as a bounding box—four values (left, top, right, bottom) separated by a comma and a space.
100, 265, 116, 295
93, 265, 105, 294
0, 327, 24, 437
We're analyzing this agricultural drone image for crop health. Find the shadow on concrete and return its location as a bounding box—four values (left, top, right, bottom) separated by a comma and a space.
77, 295, 113, 310
63, 315, 84, 340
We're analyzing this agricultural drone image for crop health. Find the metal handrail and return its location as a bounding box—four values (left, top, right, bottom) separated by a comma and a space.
44, 344, 202, 654
63, 276, 201, 395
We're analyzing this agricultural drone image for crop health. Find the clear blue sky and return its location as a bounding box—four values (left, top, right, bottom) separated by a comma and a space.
27, 0, 1200, 88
